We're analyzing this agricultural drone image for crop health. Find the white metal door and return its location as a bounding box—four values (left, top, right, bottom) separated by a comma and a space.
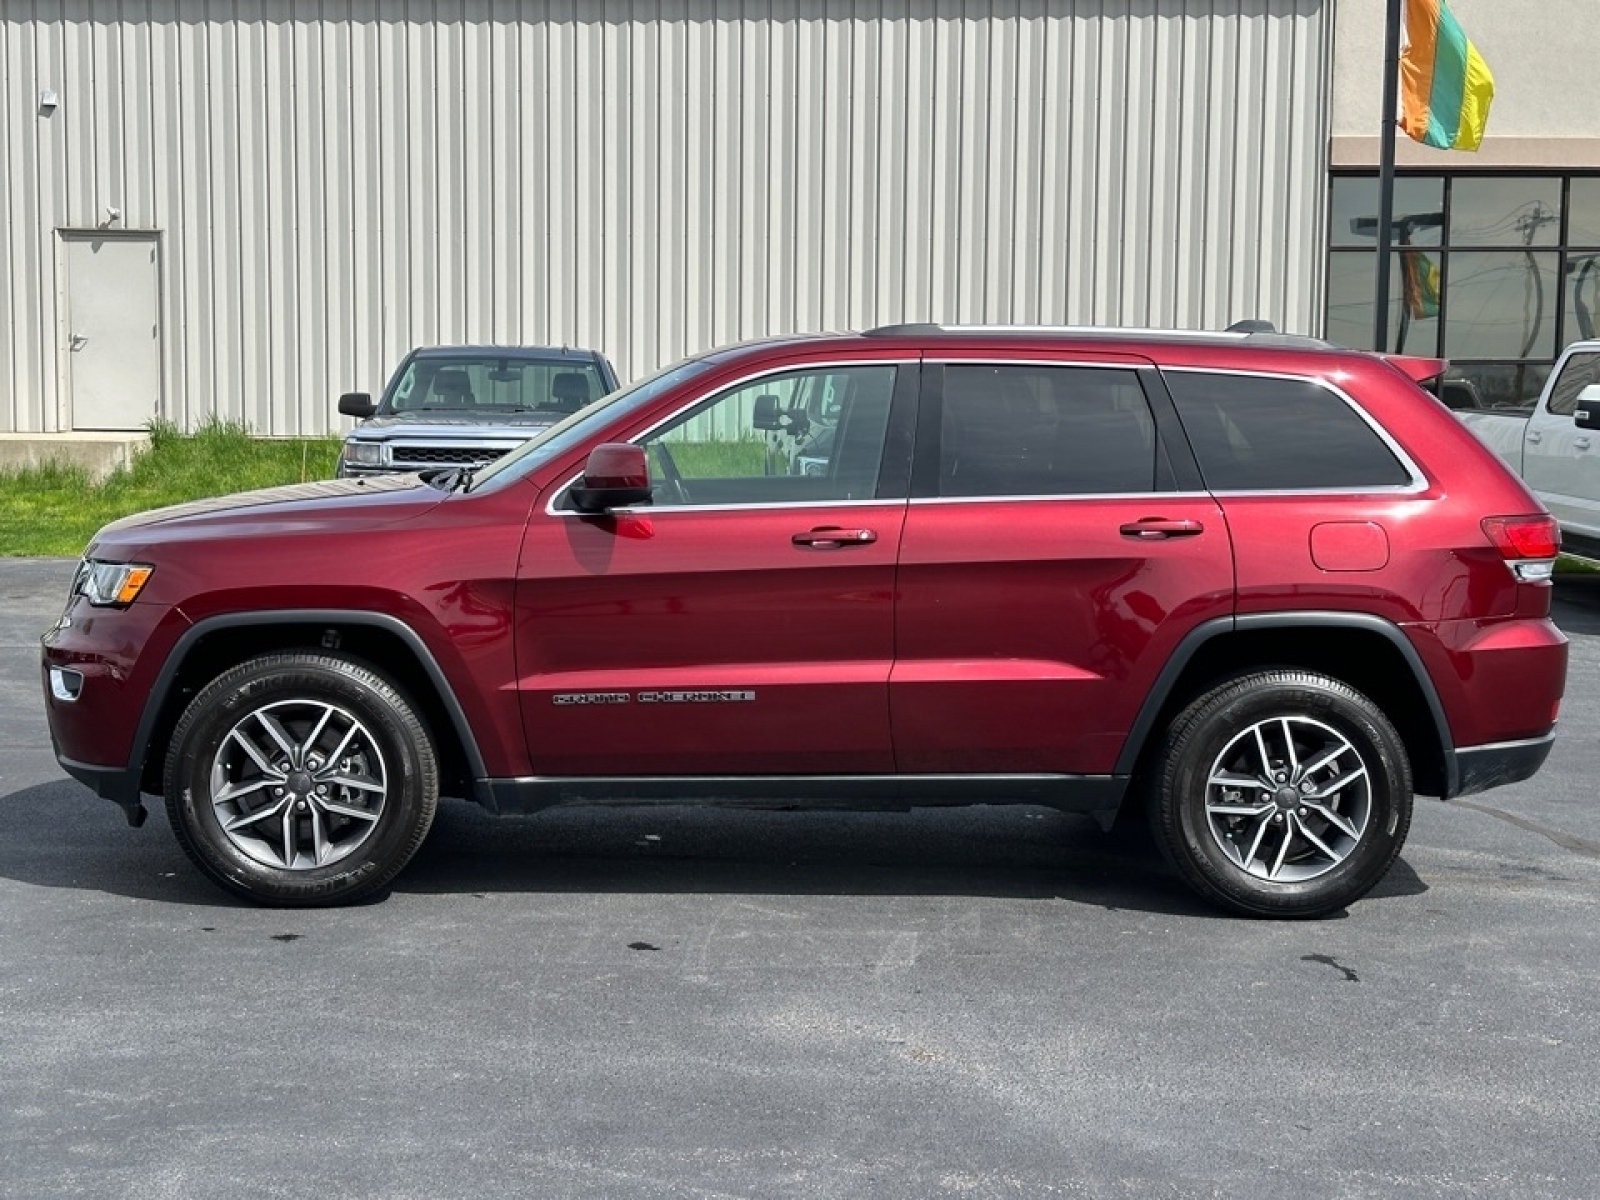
62, 234, 161, 431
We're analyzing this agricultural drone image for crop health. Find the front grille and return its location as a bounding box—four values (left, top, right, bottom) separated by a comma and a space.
389, 445, 509, 468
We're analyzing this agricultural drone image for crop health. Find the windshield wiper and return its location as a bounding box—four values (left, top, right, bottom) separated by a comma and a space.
424, 467, 477, 493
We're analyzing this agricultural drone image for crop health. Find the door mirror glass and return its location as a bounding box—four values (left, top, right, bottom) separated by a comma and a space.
571, 443, 653, 512
338, 392, 376, 419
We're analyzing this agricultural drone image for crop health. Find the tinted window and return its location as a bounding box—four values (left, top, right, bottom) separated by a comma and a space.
938, 365, 1158, 497
1547, 351, 1600, 416
637, 365, 896, 505
1165, 372, 1411, 491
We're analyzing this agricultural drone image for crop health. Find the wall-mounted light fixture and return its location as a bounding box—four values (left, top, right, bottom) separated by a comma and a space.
39, 89, 59, 112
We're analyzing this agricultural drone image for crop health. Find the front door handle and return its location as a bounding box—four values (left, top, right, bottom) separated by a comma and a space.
1576, 436, 1592, 451
792, 527, 877, 548
1527, 431, 1543, 444
1120, 518, 1204, 540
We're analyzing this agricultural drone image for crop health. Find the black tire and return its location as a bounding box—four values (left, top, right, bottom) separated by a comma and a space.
1147, 670, 1412, 919
163, 652, 439, 906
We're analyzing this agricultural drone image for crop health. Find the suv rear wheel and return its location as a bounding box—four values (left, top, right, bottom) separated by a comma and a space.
1148, 671, 1412, 919
163, 653, 439, 906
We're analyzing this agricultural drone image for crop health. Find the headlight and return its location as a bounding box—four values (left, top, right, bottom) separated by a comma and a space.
342, 440, 384, 467
74, 559, 155, 607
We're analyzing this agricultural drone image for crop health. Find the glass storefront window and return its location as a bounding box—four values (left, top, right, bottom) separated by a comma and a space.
1330, 176, 1443, 248
1326, 255, 1378, 350
1449, 177, 1561, 246
1444, 251, 1559, 359
1570, 179, 1600, 247
1562, 253, 1600, 342
1329, 173, 1598, 381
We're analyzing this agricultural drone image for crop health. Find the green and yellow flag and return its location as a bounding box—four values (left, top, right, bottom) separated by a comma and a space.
1400, 0, 1495, 151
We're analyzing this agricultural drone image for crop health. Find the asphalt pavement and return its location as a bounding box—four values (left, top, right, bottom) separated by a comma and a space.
2, 557, 1598, 1199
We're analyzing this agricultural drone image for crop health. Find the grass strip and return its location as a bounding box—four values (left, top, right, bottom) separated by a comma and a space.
1, 419, 341, 557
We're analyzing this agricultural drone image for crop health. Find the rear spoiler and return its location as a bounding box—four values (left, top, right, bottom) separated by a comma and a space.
1381, 354, 1449, 385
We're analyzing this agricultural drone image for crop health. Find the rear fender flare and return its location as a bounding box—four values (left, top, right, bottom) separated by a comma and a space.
1114, 612, 1457, 797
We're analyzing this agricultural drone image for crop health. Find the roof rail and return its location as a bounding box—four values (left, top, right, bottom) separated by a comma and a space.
861, 321, 1334, 349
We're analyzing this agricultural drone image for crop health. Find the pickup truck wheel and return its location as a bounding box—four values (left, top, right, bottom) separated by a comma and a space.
1148, 671, 1412, 919
163, 653, 438, 906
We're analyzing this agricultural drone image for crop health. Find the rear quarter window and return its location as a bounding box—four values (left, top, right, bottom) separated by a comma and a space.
1163, 371, 1412, 491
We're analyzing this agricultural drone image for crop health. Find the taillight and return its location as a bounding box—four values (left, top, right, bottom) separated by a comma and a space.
1482, 515, 1561, 581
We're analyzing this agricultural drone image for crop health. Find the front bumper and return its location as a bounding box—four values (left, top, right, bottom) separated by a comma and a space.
55, 750, 148, 825
41, 598, 192, 821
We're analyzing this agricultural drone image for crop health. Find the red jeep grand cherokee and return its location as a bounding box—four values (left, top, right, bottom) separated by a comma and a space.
41, 325, 1568, 917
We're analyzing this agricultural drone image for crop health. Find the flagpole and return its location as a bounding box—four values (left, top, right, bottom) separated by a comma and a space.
1374, 0, 1404, 352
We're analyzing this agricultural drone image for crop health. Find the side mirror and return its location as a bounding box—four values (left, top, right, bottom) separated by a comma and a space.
338, 392, 376, 419
752, 394, 783, 431
1575, 384, 1600, 430
570, 443, 653, 512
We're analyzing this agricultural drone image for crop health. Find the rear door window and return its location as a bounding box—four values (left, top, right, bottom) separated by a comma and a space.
1163, 371, 1412, 491
935, 364, 1162, 497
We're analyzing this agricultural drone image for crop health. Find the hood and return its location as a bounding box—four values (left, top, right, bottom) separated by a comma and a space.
353, 410, 562, 438
96, 474, 443, 541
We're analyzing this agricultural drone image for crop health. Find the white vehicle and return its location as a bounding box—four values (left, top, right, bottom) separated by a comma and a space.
1456, 342, 1600, 564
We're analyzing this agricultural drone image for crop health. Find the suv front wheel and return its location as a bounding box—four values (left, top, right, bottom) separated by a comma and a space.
164, 653, 439, 906
1148, 671, 1413, 919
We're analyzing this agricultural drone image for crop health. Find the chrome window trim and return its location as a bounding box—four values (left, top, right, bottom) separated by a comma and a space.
600, 498, 906, 516
907, 491, 1215, 506
1160, 365, 1430, 495
544, 357, 914, 517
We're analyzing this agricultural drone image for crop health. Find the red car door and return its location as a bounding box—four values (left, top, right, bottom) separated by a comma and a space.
515, 361, 913, 776
890, 357, 1235, 775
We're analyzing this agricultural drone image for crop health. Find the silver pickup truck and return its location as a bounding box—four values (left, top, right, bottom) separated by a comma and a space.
1456, 342, 1600, 564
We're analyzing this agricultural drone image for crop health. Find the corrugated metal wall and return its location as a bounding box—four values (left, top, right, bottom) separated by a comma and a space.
1, 0, 1332, 436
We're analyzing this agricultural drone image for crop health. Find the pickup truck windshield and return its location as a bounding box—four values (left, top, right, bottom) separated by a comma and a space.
385, 355, 610, 416
468, 358, 717, 492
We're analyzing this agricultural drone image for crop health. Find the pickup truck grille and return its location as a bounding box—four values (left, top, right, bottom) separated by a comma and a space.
389, 445, 509, 468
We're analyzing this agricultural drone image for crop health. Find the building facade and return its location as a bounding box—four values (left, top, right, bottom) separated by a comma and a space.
2, 0, 1333, 436
1330, 0, 1600, 405
14, 2, 1594, 436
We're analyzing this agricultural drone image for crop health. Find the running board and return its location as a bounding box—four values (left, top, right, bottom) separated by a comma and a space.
478, 773, 1128, 827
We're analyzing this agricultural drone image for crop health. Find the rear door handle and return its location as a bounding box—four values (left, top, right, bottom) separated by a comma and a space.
792, 527, 877, 548
1576, 437, 1592, 451
1527, 431, 1543, 444
1120, 518, 1204, 540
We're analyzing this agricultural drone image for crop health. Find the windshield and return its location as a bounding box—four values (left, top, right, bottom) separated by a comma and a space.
467, 358, 718, 492
383, 354, 611, 416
